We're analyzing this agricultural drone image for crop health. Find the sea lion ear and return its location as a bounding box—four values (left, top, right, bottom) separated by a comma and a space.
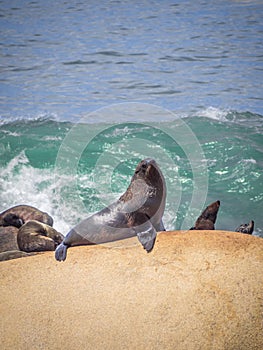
136, 221, 157, 253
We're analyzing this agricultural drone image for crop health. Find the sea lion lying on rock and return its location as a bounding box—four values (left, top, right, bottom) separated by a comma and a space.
55, 158, 166, 262
0, 205, 53, 227
17, 220, 64, 253
190, 200, 220, 230
235, 220, 254, 235
0, 206, 62, 260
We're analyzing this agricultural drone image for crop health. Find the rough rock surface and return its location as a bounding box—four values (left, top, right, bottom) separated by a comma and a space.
0, 231, 262, 350
0, 226, 19, 252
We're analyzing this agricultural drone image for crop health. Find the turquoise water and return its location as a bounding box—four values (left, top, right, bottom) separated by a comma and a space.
0, 1, 262, 236
0, 109, 262, 236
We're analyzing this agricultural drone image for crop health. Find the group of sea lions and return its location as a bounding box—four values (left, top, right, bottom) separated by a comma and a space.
0, 158, 257, 262
189, 199, 254, 234
0, 205, 64, 261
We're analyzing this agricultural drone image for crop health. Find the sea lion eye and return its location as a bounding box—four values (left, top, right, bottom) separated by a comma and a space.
135, 162, 147, 174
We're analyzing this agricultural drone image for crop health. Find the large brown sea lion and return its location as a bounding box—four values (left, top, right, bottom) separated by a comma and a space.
17, 220, 64, 253
190, 200, 220, 230
55, 158, 166, 262
0, 205, 53, 227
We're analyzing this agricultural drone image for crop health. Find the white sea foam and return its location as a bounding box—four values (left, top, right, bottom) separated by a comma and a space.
241, 158, 257, 164
197, 107, 229, 122
0, 112, 60, 126
0, 152, 73, 234
41, 135, 63, 141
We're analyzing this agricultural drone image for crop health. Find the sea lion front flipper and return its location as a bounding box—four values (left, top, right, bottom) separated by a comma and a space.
137, 222, 157, 253
55, 243, 68, 262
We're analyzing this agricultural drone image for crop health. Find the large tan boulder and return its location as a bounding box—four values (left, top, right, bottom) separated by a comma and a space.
0, 231, 262, 350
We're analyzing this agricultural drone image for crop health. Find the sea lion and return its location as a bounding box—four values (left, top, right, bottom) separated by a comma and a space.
0, 226, 19, 252
17, 220, 64, 253
0, 205, 53, 227
235, 220, 254, 235
55, 158, 166, 262
0, 213, 24, 228
190, 200, 220, 230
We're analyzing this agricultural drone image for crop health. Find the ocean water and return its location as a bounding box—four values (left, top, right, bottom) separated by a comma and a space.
0, 1, 262, 237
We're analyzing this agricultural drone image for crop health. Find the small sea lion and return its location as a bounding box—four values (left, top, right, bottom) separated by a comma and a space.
0, 226, 19, 252
0, 205, 53, 227
17, 220, 64, 253
190, 200, 220, 230
235, 220, 254, 235
55, 158, 166, 262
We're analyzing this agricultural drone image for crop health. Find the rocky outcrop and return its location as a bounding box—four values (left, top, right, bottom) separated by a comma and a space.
0, 231, 262, 350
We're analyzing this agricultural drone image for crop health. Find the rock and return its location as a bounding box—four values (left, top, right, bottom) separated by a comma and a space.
0, 231, 262, 350
0, 250, 36, 261
0, 226, 19, 252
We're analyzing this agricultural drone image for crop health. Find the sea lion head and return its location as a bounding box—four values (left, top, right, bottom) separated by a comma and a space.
235, 220, 254, 234
2, 213, 24, 228
133, 158, 164, 186
120, 158, 166, 223
202, 200, 220, 222
191, 200, 220, 230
